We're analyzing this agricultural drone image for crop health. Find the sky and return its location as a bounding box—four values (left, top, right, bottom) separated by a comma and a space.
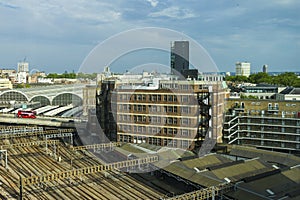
0, 0, 299, 74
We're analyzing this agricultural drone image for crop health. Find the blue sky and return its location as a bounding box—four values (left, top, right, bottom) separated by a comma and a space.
0, 0, 299, 73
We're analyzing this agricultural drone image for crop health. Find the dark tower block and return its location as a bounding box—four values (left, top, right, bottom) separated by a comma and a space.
171, 41, 189, 78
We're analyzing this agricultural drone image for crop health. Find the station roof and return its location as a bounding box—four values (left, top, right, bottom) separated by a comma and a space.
226, 166, 300, 200
117, 143, 300, 199
229, 145, 300, 167
16, 84, 85, 99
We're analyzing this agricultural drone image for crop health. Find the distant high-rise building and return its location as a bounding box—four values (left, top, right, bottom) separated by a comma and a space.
17, 62, 29, 73
235, 62, 250, 77
170, 41, 189, 77
263, 64, 268, 73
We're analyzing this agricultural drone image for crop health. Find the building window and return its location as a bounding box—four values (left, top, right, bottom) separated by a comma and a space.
150, 95, 157, 101
241, 102, 245, 108
151, 106, 157, 112
181, 140, 189, 148
118, 105, 122, 111
164, 95, 167, 101
157, 117, 161, 124
181, 118, 189, 125
181, 85, 190, 90
182, 95, 189, 102
182, 107, 189, 113
157, 95, 161, 101
174, 107, 178, 113
173, 118, 178, 124
181, 129, 189, 136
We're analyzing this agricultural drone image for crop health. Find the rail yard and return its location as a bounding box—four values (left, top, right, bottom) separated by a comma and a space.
0, 126, 163, 200
1, 126, 300, 200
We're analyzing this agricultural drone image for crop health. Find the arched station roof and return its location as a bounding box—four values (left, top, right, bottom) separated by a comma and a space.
0, 84, 86, 106
52, 92, 83, 106
0, 90, 29, 103
30, 95, 51, 106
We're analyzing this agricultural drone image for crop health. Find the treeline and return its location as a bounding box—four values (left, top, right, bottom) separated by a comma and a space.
46, 73, 76, 79
225, 72, 300, 87
46, 72, 97, 79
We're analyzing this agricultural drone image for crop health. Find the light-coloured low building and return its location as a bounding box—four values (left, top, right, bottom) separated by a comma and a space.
37, 78, 53, 84
0, 78, 13, 89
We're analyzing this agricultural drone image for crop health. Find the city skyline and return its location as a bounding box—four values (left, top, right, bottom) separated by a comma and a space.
0, 0, 299, 73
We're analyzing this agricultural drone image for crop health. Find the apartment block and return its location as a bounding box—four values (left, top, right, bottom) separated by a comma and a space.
223, 98, 300, 154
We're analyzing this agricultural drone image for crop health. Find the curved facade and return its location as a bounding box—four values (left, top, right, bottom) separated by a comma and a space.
30, 95, 51, 106
0, 90, 28, 103
52, 93, 82, 106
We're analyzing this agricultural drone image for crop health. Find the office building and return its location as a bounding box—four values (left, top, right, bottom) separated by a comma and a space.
170, 41, 190, 78
97, 76, 210, 150
96, 72, 227, 150
235, 62, 251, 77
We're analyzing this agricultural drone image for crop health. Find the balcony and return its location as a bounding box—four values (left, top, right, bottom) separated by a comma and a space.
267, 106, 279, 112
232, 105, 244, 112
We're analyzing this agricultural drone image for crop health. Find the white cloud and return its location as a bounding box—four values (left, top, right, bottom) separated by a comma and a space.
147, 0, 159, 7
149, 6, 197, 19
3, 0, 121, 23
273, 0, 299, 5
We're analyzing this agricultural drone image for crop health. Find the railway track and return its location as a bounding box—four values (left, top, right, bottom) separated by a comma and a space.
0, 135, 164, 199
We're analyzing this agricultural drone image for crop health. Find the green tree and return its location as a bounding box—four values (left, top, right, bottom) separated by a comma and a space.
248, 72, 271, 84
225, 75, 248, 82
14, 84, 24, 88
274, 72, 297, 86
